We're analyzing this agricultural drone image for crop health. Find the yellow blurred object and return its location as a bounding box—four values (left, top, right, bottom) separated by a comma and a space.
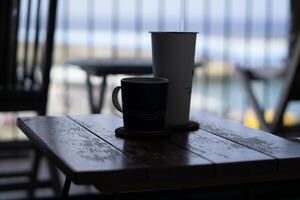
243, 109, 297, 129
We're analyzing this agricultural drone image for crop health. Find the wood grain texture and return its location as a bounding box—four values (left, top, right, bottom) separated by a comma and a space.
17, 113, 300, 193
170, 129, 275, 175
17, 116, 146, 184
70, 114, 214, 181
72, 115, 276, 177
193, 112, 300, 171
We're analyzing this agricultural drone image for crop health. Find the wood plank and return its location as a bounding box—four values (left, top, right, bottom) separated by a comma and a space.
110, 114, 274, 175
17, 116, 146, 184
192, 112, 300, 171
170, 129, 275, 176
70, 115, 214, 181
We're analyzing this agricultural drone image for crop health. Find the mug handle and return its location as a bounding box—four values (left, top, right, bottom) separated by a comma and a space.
112, 86, 122, 112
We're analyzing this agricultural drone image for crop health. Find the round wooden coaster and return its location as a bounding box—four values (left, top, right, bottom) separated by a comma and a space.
115, 127, 169, 139
167, 120, 200, 132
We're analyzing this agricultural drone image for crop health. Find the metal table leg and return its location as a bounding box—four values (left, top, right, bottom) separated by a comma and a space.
86, 74, 108, 113
48, 159, 62, 196
86, 74, 96, 113
98, 75, 107, 113
27, 149, 41, 198
61, 177, 71, 198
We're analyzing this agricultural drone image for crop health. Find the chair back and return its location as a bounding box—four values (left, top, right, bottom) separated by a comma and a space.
272, 33, 300, 131
0, 0, 15, 86
0, 0, 57, 113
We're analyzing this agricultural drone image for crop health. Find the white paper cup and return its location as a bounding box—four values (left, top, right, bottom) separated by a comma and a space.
151, 32, 197, 126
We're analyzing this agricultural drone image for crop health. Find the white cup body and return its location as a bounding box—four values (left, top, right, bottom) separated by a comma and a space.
151, 32, 197, 126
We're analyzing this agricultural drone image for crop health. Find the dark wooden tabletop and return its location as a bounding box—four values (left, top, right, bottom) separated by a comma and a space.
17, 112, 300, 193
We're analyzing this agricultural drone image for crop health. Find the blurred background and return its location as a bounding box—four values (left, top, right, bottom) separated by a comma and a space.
0, 0, 293, 140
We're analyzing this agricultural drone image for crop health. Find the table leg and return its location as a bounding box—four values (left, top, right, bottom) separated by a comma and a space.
27, 149, 41, 198
86, 74, 107, 113
86, 74, 97, 113
61, 177, 71, 198
47, 159, 62, 196
98, 75, 107, 113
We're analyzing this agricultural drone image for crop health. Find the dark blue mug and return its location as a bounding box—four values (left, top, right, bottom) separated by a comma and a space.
112, 77, 169, 133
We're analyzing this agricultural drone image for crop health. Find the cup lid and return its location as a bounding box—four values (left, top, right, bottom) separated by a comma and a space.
149, 31, 198, 34
122, 77, 169, 84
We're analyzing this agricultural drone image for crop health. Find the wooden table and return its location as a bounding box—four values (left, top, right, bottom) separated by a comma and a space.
66, 58, 203, 113
17, 112, 300, 198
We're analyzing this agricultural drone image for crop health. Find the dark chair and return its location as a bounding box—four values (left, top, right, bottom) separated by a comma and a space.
0, 0, 61, 196
236, 33, 300, 139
